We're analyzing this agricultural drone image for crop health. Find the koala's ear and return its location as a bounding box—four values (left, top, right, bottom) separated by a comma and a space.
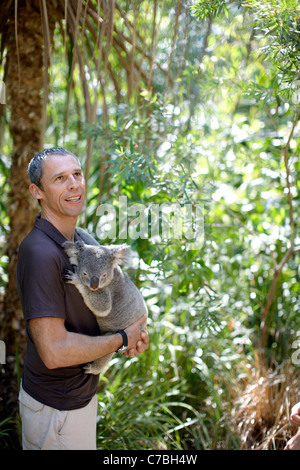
75, 240, 85, 251
109, 244, 130, 266
63, 241, 81, 266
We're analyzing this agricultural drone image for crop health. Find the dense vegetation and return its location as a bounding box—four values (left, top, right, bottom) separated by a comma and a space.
0, 0, 300, 450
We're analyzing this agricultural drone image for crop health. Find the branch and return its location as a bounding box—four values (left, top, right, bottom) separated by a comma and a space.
166, 0, 182, 88
259, 110, 299, 359
282, 110, 299, 247
148, 0, 165, 88
259, 245, 300, 351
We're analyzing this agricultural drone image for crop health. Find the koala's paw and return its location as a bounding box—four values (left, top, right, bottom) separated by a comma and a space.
84, 362, 101, 375
63, 269, 76, 284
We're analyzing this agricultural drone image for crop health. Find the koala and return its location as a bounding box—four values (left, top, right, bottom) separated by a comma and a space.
63, 232, 147, 375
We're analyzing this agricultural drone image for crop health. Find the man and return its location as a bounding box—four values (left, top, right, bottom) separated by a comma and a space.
17, 147, 149, 450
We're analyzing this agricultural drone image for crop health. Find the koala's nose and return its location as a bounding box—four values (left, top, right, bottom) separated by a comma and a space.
90, 276, 99, 290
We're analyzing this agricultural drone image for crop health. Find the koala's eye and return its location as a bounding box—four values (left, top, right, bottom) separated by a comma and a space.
100, 273, 107, 279
83, 272, 88, 277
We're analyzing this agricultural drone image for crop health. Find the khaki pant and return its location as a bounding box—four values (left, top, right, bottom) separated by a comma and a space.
19, 385, 98, 450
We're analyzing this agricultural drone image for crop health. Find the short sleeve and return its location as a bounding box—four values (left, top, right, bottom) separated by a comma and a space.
17, 240, 66, 321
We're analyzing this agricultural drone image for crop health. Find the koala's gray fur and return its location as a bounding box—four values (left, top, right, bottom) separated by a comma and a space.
63, 229, 147, 374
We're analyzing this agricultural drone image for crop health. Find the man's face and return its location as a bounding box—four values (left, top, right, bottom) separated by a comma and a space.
37, 154, 85, 218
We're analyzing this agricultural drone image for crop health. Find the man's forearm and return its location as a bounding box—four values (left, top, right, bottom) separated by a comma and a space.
29, 313, 148, 370
47, 330, 123, 369
29, 317, 123, 369
50, 316, 149, 367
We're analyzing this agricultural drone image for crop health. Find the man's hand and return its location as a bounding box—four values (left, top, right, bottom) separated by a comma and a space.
290, 402, 300, 427
123, 314, 149, 358
285, 429, 300, 450
284, 402, 300, 450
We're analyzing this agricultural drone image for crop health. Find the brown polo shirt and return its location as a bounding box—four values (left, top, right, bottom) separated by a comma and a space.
16, 214, 100, 410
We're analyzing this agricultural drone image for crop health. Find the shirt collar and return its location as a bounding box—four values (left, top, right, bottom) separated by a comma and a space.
34, 213, 81, 247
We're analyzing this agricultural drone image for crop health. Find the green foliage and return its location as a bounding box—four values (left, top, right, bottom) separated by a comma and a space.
96, 309, 242, 450
85, 0, 300, 449
244, 0, 300, 77
0, 417, 19, 450
191, 0, 231, 21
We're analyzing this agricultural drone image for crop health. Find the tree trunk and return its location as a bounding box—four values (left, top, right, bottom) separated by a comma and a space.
0, 0, 46, 423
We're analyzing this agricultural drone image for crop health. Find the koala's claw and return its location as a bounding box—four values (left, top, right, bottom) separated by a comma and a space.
84, 362, 101, 375
63, 269, 75, 283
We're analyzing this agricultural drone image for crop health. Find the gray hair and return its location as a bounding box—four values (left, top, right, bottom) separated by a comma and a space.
28, 147, 80, 189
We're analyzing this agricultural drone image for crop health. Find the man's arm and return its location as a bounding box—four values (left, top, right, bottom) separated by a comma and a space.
284, 402, 300, 450
29, 313, 148, 370
285, 429, 300, 450
290, 402, 300, 426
